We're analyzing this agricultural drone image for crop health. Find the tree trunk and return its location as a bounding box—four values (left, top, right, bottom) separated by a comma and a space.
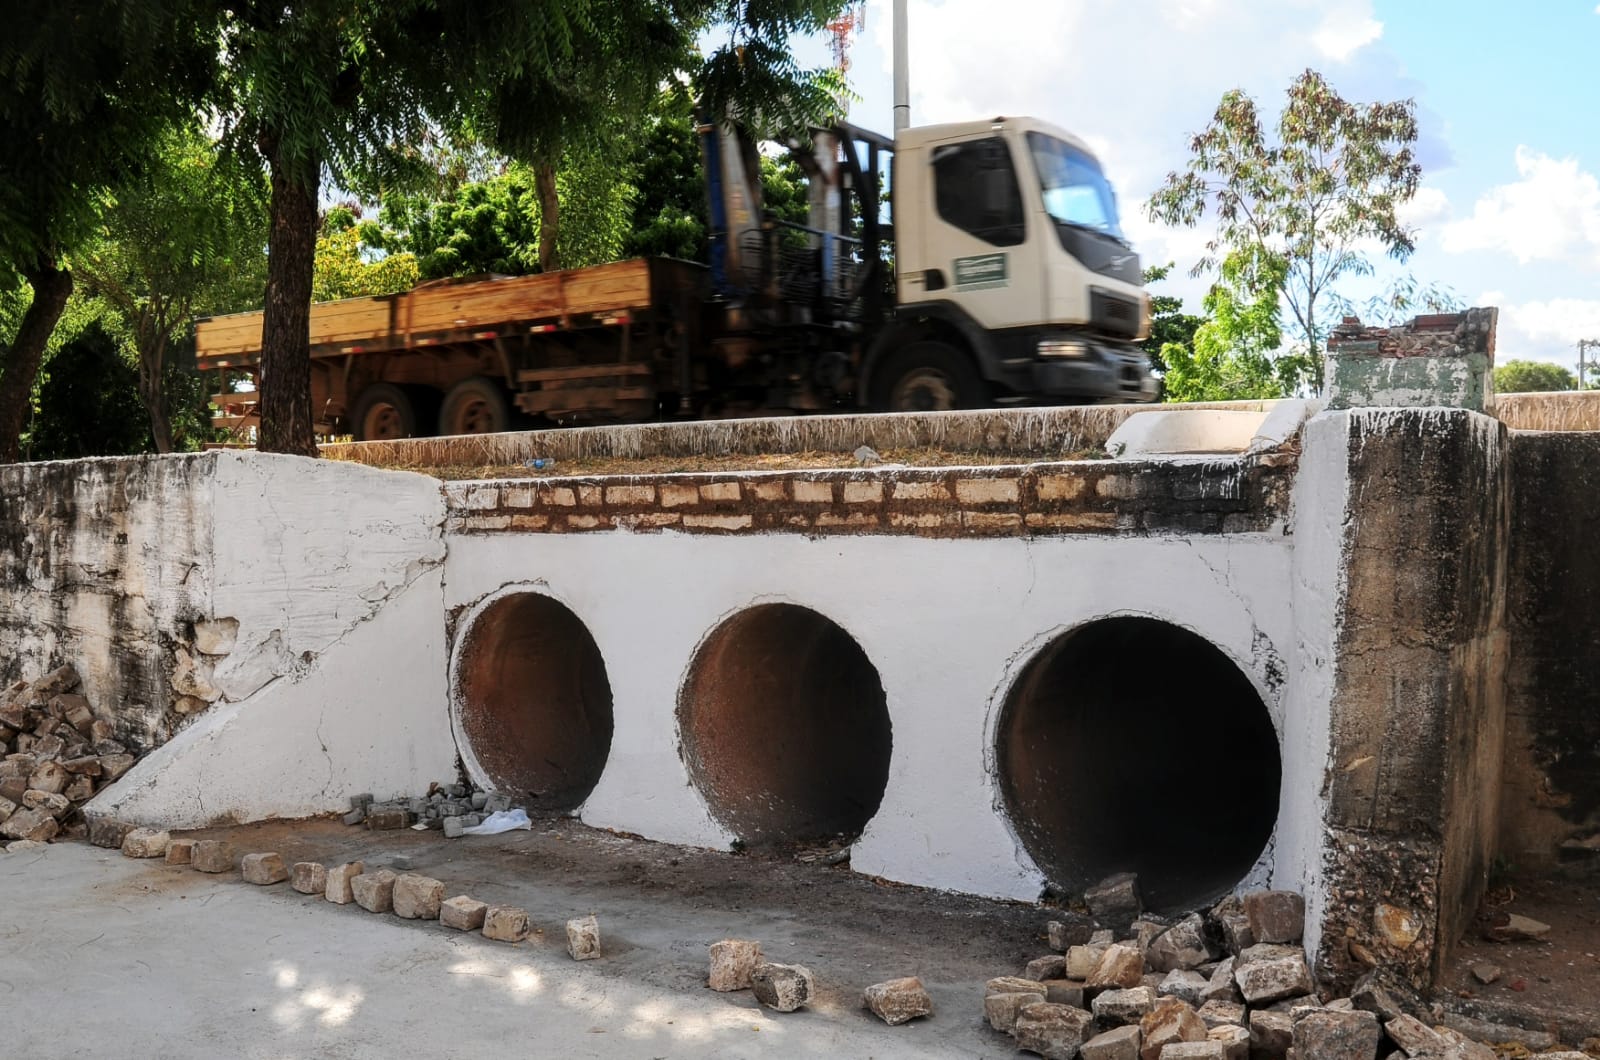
138, 338, 174, 454
536, 161, 560, 273
0, 259, 73, 463
258, 142, 320, 457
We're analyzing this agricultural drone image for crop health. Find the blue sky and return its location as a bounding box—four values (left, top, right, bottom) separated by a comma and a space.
771, 1, 1600, 371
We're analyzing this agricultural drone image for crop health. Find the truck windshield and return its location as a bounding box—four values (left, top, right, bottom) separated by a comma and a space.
1026, 132, 1126, 242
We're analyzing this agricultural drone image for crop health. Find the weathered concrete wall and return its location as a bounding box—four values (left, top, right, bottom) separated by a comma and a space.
1499, 431, 1600, 867
1305, 409, 1509, 994
1325, 309, 1497, 412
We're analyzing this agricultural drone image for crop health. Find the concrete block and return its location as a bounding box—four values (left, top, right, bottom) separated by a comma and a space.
481, 905, 529, 942
241, 852, 289, 885
983, 978, 1047, 1034
1086, 943, 1145, 990
190, 840, 234, 873
392, 873, 444, 919
364, 808, 410, 830
120, 828, 170, 858
1025, 954, 1067, 981
1290, 1010, 1380, 1060
750, 963, 813, 1013
708, 939, 763, 991
1157, 1043, 1225, 1059
1066, 943, 1108, 979
1247, 1009, 1292, 1058
1208, 1025, 1249, 1060
565, 915, 601, 960
291, 862, 327, 895
1092, 985, 1154, 1025
1233, 953, 1313, 1005
1080, 1025, 1141, 1060
1139, 998, 1206, 1059
1196, 999, 1245, 1029
1242, 891, 1305, 945
1014, 1002, 1095, 1060
442, 816, 464, 838
164, 839, 195, 865
441, 895, 488, 931
351, 869, 397, 912
324, 861, 365, 904
862, 976, 933, 1025
1041, 979, 1085, 1007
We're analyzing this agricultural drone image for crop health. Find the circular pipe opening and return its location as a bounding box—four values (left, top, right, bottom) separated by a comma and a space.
996, 616, 1281, 912
679, 603, 892, 846
454, 592, 614, 811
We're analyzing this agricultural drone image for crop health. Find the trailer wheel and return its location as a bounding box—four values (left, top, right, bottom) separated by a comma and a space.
439, 376, 511, 436
874, 341, 986, 412
350, 383, 426, 441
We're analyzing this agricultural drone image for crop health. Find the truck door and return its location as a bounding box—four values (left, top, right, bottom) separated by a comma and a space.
913, 133, 1046, 330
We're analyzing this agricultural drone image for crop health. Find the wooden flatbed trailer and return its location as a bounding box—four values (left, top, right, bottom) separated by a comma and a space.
195, 258, 708, 440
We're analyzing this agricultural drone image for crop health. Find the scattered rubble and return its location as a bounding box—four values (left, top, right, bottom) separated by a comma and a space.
982, 873, 1588, 1060
342, 782, 519, 835
0, 667, 146, 845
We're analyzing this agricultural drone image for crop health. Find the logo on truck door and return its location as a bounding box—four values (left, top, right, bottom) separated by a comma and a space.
953, 253, 1009, 291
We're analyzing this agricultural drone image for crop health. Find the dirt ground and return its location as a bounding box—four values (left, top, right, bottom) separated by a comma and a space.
1444, 868, 1600, 1047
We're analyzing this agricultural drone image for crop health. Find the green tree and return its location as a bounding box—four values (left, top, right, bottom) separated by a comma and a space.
1160, 250, 1290, 402
73, 127, 270, 452
0, 0, 216, 461
1494, 359, 1578, 394
313, 207, 419, 301
218, 0, 846, 455
1147, 69, 1421, 391
1141, 263, 1204, 375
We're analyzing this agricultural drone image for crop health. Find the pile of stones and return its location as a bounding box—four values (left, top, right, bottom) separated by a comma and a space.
983, 872, 1588, 1060
342, 784, 519, 838
706, 936, 935, 1025
0, 667, 138, 848
117, 827, 606, 960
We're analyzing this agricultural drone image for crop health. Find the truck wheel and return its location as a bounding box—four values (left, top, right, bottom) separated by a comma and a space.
351, 383, 425, 441
439, 376, 511, 436
874, 341, 986, 412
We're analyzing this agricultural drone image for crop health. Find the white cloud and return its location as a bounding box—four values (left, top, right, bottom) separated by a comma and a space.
1312, 10, 1385, 61
1484, 294, 1600, 368
1441, 147, 1600, 266
1397, 185, 1451, 231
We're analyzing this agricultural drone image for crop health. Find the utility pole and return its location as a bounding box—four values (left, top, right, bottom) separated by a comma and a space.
1580, 339, 1600, 390
893, 0, 910, 132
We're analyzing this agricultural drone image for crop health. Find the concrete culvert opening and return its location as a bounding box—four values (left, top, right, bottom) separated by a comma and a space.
455, 593, 614, 811
997, 617, 1281, 912
679, 603, 892, 846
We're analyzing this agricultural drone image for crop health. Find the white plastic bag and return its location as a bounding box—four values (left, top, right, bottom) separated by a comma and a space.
461, 808, 532, 835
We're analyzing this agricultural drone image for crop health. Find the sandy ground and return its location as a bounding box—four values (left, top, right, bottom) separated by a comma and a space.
1, 818, 1052, 1059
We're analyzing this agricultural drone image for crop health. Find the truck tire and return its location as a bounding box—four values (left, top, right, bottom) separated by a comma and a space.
873, 341, 986, 412
351, 383, 429, 442
439, 376, 512, 436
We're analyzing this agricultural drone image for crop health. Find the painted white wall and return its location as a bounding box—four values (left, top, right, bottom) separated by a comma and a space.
444, 527, 1295, 901
92, 570, 455, 827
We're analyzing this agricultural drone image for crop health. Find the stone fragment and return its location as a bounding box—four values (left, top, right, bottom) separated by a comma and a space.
191, 840, 234, 873
1196, 999, 1245, 1029
1081, 1025, 1142, 1060
165, 839, 195, 865
1484, 912, 1551, 942
1199, 959, 1242, 1004
1048, 914, 1095, 951
0, 776, 25, 804
708, 939, 764, 991
1439, 1013, 1556, 1051
481, 905, 530, 942
1090, 928, 1116, 945
351, 869, 396, 912
324, 861, 365, 903
120, 828, 170, 858
5, 839, 47, 853
63, 776, 94, 802
349, 792, 374, 812
1041, 979, 1085, 1007
1085, 872, 1143, 926
442, 815, 465, 838
61, 756, 101, 776
90, 719, 114, 743
1291, 1009, 1379, 1060
1092, 985, 1155, 1025
1025, 954, 1067, 981
0, 807, 58, 842
751, 962, 813, 1013
984, 978, 1048, 1033
98, 754, 136, 782
566, 914, 601, 960
441, 895, 488, 931
1242, 891, 1305, 945
1349, 970, 1433, 1022
1212, 899, 1255, 956
1149, 913, 1215, 972
1159, 1044, 1225, 1060
32, 665, 80, 696
1247, 1009, 1293, 1059
340, 808, 365, 827
24, 790, 71, 818
1208, 1024, 1249, 1060
242, 852, 289, 885
392, 874, 444, 919
0, 795, 13, 823
1233, 952, 1313, 1005
1139, 998, 1206, 1060
1086, 943, 1145, 990
1384, 1014, 1445, 1055
291, 862, 327, 895
1014, 1002, 1095, 1059
1470, 961, 1502, 985
1159, 969, 1209, 1005
1067, 943, 1109, 979
27, 761, 67, 795
862, 976, 933, 1025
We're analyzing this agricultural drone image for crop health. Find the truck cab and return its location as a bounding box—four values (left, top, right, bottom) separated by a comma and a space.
869, 117, 1157, 410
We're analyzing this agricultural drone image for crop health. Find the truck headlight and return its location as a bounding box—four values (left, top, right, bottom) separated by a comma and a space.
1038, 338, 1091, 359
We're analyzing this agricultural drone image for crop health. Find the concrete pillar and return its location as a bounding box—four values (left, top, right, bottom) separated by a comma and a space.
1324, 308, 1497, 412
